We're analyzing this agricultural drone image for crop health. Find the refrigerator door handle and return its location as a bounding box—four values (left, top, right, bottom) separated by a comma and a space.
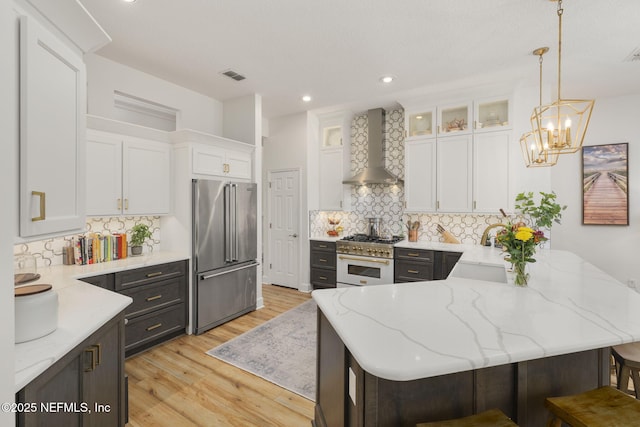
230, 183, 238, 262
224, 184, 232, 262
200, 262, 260, 280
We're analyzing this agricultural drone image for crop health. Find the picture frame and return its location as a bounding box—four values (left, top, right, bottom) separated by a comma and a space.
582, 143, 629, 225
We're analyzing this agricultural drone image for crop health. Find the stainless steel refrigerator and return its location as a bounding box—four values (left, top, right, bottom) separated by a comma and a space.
192, 179, 258, 335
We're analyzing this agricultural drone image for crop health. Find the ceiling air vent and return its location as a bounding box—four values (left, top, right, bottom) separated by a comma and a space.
221, 69, 246, 81
623, 47, 640, 62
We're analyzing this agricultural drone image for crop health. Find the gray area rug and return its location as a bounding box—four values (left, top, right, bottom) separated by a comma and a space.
207, 299, 317, 401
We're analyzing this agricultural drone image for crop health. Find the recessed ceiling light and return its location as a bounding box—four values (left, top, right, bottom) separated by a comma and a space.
302, 95, 312, 102
380, 75, 394, 84
123, 0, 137, 3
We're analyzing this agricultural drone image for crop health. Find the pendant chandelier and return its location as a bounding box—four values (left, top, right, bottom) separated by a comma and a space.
520, 47, 560, 167
530, 0, 594, 156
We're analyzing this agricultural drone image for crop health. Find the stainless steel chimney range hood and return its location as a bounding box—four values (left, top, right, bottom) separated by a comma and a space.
343, 108, 404, 185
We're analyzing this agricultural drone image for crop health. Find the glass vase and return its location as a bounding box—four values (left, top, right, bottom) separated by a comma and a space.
513, 261, 529, 286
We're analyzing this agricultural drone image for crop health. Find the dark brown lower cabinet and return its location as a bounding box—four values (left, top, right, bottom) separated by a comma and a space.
311, 240, 337, 289
79, 259, 188, 357
17, 312, 126, 427
314, 310, 609, 427
394, 249, 462, 283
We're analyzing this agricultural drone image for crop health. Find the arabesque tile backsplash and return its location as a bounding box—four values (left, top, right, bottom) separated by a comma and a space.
13, 216, 161, 268
310, 107, 511, 244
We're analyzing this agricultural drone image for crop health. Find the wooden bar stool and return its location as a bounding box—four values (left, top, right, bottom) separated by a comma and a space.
612, 342, 640, 398
545, 386, 640, 426
416, 409, 517, 427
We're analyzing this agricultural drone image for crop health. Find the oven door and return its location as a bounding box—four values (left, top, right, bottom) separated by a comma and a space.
336, 254, 394, 287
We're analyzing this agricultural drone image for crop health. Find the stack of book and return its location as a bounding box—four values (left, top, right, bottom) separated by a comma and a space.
74, 233, 128, 265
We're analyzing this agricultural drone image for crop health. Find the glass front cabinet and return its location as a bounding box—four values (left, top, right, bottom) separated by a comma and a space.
474, 96, 512, 132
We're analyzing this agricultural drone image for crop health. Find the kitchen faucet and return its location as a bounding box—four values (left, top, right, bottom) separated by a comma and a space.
480, 223, 507, 246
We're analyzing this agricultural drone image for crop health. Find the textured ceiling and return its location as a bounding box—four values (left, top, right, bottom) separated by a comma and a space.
81, 0, 640, 119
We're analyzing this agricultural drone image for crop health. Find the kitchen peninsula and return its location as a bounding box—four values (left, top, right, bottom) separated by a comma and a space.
312, 249, 640, 427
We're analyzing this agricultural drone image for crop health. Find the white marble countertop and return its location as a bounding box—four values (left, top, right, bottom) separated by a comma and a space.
312, 249, 640, 382
14, 251, 189, 391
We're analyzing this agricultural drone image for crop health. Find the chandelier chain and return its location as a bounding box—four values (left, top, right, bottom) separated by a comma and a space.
557, 0, 563, 108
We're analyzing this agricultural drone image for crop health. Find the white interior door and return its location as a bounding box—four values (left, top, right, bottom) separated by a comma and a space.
268, 169, 300, 289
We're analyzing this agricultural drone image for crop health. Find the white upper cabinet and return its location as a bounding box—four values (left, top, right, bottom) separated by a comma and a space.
317, 111, 351, 211
86, 132, 122, 216
192, 144, 252, 180
404, 138, 436, 212
402, 96, 511, 214
473, 132, 510, 213
18, 15, 86, 237
14, 1, 110, 239
405, 107, 436, 142
474, 96, 512, 132
86, 130, 171, 216
124, 137, 172, 215
437, 102, 472, 136
437, 134, 473, 212
319, 148, 346, 210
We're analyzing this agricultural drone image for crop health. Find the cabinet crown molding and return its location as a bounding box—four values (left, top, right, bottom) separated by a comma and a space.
170, 129, 254, 152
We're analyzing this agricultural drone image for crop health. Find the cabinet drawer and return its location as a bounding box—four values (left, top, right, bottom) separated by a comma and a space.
395, 259, 433, 282
120, 277, 185, 319
311, 251, 336, 269
115, 260, 187, 291
125, 303, 186, 351
395, 247, 434, 262
311, 268, 336, 288
310, 240, 336, 253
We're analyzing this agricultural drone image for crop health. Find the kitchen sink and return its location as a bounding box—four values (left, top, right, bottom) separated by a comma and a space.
449, 261, 507, 283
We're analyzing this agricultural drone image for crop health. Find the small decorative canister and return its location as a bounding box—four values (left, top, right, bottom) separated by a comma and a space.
15, 284, 58, 343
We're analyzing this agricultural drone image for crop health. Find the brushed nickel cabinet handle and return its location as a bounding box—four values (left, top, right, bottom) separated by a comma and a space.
318, 244, 328, 248
146, 272, 163, 278
31, 191, 46, 222
146, 294, 162, 302
146, 323, 162, 331
319, 258, 327, 263
407, 253, 420, 257
408, 269, 420, 274
319, 276, 327, 280
117, 198, 122, 210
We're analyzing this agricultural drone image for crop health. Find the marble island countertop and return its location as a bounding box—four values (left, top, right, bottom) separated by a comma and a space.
14, 251, 189, 391
312, 249, 640, 382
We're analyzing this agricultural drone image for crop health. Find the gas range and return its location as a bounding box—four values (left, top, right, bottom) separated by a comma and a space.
336, 234, 403, 259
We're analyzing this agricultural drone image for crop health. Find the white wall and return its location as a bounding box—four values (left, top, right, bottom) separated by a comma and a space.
86, 54, 224, 134
223, 95, 259, 145
262, 112, 310, 291
2, 0, 17, 422
552, 93, 640, 285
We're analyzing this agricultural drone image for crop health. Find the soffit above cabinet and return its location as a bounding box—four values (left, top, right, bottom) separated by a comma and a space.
170, 129, 254, 153
24, 0, 111, 53
87, 114, 171, 143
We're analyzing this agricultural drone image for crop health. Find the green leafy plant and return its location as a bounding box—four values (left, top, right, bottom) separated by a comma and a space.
515, 191, 566, 229
130, 224, 152, 247
496, 191, 566, 286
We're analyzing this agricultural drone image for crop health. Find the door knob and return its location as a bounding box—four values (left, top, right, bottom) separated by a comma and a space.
289, 233, 298, 238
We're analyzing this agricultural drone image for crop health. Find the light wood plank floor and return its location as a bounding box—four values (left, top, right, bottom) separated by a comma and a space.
125, 284, 314, 427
